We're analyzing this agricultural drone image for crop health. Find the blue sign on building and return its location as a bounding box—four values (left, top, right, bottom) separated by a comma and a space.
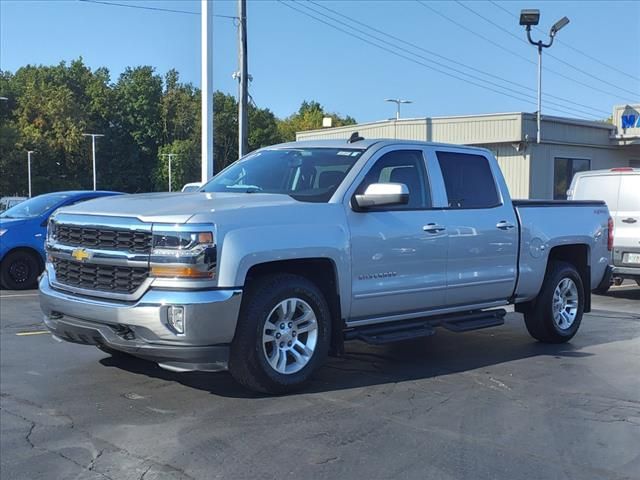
621, 114, 640, 129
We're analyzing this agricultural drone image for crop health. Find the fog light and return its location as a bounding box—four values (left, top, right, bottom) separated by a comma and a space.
167, 306, 185, 334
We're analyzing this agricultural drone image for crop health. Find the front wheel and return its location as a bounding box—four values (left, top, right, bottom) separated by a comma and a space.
0, 250, 41, 290
229, 274, 331, 394
524, 261, 585, 343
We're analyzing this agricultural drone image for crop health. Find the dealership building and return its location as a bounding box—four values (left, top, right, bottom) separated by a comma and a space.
296, 104, 640, 199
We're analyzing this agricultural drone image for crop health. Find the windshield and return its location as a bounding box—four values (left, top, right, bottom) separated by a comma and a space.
202, 148, 364, 202
0, 193, 68, 219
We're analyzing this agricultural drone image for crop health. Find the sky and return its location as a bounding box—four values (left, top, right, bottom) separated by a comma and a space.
1, 0, 639, 123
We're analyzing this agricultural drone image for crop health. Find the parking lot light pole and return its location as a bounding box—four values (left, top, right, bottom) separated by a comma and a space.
519, 9, 570, 144
385, 98, 412, 120
27, 151, 34, 198
82, 133, 104, 190
160, 153, 178, 192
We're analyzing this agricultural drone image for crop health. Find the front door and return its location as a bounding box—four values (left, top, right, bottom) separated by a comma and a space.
347, 148, 448, 320
433, 149, 518, 307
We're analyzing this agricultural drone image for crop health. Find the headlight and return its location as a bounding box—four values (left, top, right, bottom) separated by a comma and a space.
46, 219, 57, 242
153, 231, 213, 251
0, 228, 7, 237
150, 229, 216, 279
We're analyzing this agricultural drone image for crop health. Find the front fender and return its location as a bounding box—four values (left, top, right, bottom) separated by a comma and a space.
216, 223, 351, 317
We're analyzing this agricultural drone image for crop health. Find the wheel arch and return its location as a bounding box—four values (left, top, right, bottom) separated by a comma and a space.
244, 258, 344, 355
546, 244, 591, 312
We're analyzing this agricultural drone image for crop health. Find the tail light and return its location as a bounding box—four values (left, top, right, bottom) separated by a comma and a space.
607, 217, 614, 251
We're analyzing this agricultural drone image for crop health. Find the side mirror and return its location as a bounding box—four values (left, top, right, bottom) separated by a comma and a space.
353, 183, 409, 210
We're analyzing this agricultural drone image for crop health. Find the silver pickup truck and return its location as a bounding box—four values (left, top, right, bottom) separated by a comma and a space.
40, 139, 611, 394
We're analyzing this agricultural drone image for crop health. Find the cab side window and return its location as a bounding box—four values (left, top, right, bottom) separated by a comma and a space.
357, 150, 431, 209
436, 151, 501, 209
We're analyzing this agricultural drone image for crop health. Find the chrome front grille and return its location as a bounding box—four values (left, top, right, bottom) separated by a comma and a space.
54, 224, 152, 253
52, 258, 149, 294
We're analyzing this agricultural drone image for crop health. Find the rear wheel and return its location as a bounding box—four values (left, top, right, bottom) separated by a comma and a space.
524, 261, 584, 343
0, 250, 41, 290
229, 274, 331, 394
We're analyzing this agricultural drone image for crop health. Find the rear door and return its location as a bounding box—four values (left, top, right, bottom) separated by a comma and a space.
431, 148, 518, 307
614, 173, 640, 268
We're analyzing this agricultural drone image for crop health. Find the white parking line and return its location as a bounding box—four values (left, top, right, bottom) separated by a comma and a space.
0, 293, 40, 298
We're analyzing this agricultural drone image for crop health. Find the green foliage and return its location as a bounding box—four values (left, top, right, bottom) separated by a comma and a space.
278, 100, 356, 142
0, 59, 355, 196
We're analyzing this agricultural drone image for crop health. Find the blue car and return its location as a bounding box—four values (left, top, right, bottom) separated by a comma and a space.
0, 191, 121, 290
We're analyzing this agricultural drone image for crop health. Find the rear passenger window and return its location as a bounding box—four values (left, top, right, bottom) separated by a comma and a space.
436, 151, 500, 209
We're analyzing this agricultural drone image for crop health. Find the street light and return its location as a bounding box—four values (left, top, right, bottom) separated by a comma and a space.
385, 98, 412, 120
27, 151, 34, 198
82, 133, 104, 190
520, 9, 570, 143
160, 153, 179, 192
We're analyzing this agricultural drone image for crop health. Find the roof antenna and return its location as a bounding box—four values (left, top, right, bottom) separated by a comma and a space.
348, 131, 364, 143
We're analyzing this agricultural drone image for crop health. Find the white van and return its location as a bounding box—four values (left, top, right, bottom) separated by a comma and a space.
568, 168, 640, 291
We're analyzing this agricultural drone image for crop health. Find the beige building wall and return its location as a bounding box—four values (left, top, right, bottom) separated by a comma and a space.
528, 143, 638, 199
296, 110, 638, 200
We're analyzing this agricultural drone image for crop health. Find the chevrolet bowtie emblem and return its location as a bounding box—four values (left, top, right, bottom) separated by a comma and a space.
71, 248, 91, 262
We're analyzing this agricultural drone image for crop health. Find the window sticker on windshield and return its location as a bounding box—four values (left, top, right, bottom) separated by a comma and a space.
337, 151, 353, 156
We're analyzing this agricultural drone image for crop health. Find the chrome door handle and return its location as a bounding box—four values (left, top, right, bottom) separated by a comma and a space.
622, 218, 637, 224
496, 221, 515, 230
423, 223, 446, 233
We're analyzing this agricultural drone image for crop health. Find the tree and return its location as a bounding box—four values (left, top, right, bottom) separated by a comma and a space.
154, 139, 200, 192
111, 66, 163, 192
0, 59, 355, 197
277, 100, 356, 141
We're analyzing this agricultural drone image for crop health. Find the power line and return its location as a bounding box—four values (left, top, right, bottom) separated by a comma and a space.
307, 0, 609, 117
417, 1, 634, 102
454, 0, 639, 98
78, 0, 238, 19
488, 0, 640, 82
277, 1, 595, 120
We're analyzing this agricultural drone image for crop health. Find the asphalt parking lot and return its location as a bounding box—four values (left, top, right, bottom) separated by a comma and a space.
1, 286, 639, 480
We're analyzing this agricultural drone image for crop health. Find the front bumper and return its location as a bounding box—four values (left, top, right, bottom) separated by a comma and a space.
39, 272, 242, 371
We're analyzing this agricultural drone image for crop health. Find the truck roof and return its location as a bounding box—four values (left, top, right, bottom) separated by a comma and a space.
272, 138, 491, 153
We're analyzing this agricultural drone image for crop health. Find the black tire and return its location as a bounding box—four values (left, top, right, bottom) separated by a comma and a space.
523, 261, 585, 344
0, 250, 41, 290
229, 273, 331, 394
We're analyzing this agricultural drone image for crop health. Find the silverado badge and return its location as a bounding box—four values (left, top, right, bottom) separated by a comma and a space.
71, 248, 91, 262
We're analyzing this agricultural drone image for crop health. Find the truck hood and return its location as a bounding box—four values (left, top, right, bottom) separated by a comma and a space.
55, 192, 300, 223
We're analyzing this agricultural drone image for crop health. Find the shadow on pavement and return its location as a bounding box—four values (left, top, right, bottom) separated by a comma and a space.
97, 310, 638, 398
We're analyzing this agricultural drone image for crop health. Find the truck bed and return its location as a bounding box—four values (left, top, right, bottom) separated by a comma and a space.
513, 200, 610, 304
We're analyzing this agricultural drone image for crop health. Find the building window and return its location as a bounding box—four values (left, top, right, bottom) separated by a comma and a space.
554, 157, 590, 200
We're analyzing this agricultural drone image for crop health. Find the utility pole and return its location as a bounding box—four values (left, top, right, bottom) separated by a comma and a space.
82, 133, 104, 190
237, 0, 249, 158
201, 0, 214, 182
27, 151, 34, 198
160, 153, 178, 192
